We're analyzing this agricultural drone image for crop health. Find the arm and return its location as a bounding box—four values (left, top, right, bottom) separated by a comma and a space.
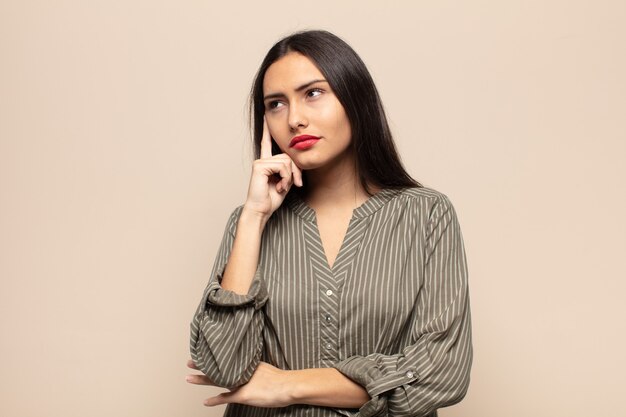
289, 367, 370, 409
192, 361, 371, 409
189, 206, 269, 388
190, 116, 303, 389
331, 194, 473, 416
220, 206, 268, 295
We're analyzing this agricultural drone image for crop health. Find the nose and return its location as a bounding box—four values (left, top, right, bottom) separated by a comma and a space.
288, 102, 308, 131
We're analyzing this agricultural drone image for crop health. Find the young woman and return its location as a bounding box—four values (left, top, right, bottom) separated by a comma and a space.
186, 29, 472, 417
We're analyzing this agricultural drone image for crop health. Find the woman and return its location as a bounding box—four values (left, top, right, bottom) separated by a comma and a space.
187, 29, 472, 417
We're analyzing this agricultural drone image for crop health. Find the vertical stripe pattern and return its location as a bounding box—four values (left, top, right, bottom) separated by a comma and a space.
189, 186, 472, 416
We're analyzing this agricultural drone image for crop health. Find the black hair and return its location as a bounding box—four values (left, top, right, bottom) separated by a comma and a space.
248, 29, 422, 195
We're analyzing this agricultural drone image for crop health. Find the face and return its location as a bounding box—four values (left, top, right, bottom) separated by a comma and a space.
262, 52, 353, 171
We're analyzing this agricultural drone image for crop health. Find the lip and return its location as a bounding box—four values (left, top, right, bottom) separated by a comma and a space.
289, 135, 320, 148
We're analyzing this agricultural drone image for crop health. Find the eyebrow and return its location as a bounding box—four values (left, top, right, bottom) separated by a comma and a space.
263, 79, 328, 101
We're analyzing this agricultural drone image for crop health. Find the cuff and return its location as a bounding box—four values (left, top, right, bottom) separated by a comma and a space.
204, 266, 268, 310
333, 355, 420, 417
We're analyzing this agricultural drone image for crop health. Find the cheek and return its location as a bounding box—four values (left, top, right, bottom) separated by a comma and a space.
266, 123, 284, 145
335, 113, 352, 144
274, 141, 289, 154
269, 133, 292, 155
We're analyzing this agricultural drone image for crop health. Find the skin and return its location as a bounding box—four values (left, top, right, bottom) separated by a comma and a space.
186, 51, 374, 409
262, 51, 353, 175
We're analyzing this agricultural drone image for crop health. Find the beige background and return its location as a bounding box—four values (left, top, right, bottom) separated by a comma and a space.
1, 1, 625, 416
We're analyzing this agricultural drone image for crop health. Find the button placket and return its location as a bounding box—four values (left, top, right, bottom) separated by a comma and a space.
319, 286, 338, 364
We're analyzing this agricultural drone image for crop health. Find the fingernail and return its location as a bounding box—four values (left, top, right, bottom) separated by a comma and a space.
185, 376, 192, 382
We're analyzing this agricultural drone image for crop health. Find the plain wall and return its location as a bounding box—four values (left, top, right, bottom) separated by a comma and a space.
1, 1, 625, 416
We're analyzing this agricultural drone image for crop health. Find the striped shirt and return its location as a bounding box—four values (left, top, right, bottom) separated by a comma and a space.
190, 186, 472, 416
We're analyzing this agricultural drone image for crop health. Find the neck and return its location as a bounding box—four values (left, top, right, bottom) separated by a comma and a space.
302, 152, 379, 213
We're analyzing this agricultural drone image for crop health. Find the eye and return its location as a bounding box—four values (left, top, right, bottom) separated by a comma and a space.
266, 100, 283, 110
307, 88, 324, 98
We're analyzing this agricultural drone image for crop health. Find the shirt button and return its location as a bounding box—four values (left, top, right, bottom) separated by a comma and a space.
405, 370, 415, 379
325, 342, 332, 350
325, 289, 333, 296
325, 314, 332, 322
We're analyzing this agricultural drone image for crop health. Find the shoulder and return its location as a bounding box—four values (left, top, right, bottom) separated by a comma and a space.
394, 186, 456, 215
387, 186, 463, 232
396, 185, 446, 202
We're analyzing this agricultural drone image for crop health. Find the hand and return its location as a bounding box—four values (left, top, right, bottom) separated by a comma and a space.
244, 116, 303, 219
186, 359, 295, 408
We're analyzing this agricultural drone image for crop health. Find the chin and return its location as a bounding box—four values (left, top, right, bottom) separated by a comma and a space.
291, 156, 326, 171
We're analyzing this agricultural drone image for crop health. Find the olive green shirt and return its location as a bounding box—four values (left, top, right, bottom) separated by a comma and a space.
190, 186, 472, 416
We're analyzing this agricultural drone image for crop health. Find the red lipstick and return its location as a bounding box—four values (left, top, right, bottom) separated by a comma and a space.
289, 135, 320, 150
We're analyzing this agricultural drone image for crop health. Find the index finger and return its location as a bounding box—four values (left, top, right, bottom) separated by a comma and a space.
260, 116, 273, 159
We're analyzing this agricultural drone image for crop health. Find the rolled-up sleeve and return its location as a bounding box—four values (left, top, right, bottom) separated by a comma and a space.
189, 206, 269, 388
333, 194, 473, 416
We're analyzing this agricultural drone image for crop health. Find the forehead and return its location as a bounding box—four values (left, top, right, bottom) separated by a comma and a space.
263, 52, 324, 93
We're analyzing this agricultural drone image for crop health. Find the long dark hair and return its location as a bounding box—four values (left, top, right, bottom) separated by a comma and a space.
248, 29, 422, 195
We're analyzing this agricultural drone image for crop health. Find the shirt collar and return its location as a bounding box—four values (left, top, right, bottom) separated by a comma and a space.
285, 187, 404, 222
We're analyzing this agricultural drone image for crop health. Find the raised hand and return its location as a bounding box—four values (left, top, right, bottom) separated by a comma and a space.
243, 116, 303, 219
